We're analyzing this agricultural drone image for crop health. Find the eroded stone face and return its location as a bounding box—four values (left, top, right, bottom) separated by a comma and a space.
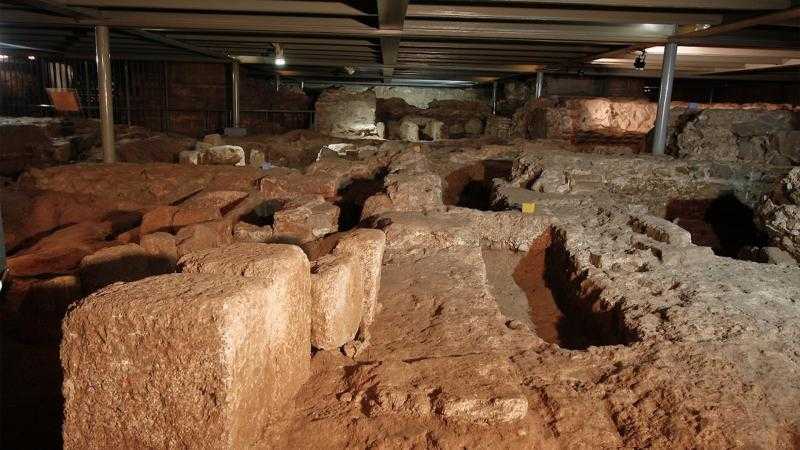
332, 229, 387, 335
309, 253, 363, 350
61, 272, 309, 449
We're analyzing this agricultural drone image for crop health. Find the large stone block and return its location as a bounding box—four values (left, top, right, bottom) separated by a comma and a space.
259, 167, 339, 200
139, 232, 178, 273
140, 205, 222, 235
273, 195, 340, 244
174, 220, 233, 258
310, 253, 363, 350
332, 229, 386, 335
202, 145, 246, 166
62, 272, 308, 449
78, 243, 156, 294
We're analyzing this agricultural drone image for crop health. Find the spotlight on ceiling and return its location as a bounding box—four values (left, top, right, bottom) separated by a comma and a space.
272, 43, 286, 66
28, 55, 36, 60
633, 50, 647, 71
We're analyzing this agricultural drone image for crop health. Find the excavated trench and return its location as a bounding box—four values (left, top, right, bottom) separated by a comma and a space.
335, 169, 388, 231
444, 159, 513, 211
484, 229, 630, 350
666, 193, 768, 259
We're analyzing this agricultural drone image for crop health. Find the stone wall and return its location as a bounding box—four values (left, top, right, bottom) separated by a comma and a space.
314, 88, 380, 139
343, 85, 489, 109
668, 109, 799, 164
512, 96, 800, 163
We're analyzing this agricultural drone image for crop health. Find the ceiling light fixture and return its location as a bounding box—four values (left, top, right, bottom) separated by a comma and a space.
28, 55, 36, 60
0, 54, 8, 61
272, 43, 285, 66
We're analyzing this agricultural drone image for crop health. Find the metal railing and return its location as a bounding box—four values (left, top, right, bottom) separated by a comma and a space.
1, 56, 314, 135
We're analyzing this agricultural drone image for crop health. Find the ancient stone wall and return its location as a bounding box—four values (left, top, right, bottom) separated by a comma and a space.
512, 96, 800, 164
315, 88, 380, 139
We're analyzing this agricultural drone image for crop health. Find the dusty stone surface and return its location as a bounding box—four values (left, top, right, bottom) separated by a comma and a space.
673, 109, 798, 163
202, 145, 246, 166
332, 229, 387, 337
757, 167, 800, 262
309, 253, 363, 350
78, 243, 156, 294
174, 220, 233, 258
18, 163, 265, 205
1, 189, 146, 253
233, 222, 274, 243
140, 205, 222, 235
7, 220, 123, 277
61, 273, 308, 449
139, 232, 178, 273
272, 195, 340, 244
260, 167, 339, 200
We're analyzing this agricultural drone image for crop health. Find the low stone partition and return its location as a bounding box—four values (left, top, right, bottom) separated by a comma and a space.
61, 272, 308, 449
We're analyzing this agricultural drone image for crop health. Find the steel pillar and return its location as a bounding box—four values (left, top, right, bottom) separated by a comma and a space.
534, 71, 545, 99
95, 25, 116, 163
652, 41, 678, 155
0, 205, 6, 293
231, 61, 241, 128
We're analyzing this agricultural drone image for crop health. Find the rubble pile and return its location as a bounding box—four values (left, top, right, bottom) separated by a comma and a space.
669, 109, 799, 164
757, 167, 800, 263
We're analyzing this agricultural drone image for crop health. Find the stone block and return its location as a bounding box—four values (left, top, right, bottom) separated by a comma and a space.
78, 243, 156, 294
61, 272, 308, 449
233, 222, 274, 243
203, 145, 246, 166
140, 205, 222, 235
139, 232, 178, 273
310, 253, 363, 349
259, 167, 339, 200
178, 150, 200, 165
249, 149, 266, 168
180, 190, 248, 213
273, 195, 340, 244
399, 119, 419, 142
423, 120, 445, 141
174, 220, 233, 258
385, 173, 443, 211
202, 133, 224, 146
332, 229, 386, 335
360, 194, 394, 221
628, 214, 692, 247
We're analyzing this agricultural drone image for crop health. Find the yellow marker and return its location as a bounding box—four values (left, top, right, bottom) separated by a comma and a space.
521, 202, 536, 214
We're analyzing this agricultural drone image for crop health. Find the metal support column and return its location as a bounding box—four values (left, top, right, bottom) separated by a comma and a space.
231, 61, 240, 128
652, 41, 678, 156
534, 72, 545, 99
124, 61, 131, 126
491, 81, 498, 115
95, 25, 115, 162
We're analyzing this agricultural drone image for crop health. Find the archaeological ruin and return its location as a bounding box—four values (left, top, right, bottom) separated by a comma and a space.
1, 1, 799, 449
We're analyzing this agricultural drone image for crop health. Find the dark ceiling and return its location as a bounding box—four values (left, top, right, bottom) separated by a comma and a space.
0, 0, 798, 85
